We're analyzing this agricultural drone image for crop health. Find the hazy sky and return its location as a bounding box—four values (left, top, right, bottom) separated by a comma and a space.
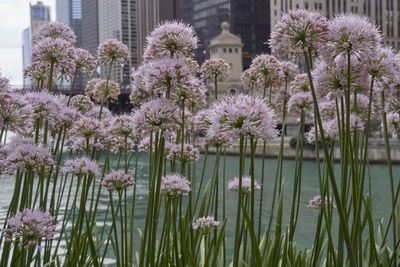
0, 0, 55, 86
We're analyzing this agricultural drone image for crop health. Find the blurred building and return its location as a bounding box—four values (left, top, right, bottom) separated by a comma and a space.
22, 1, 51, 88
30, 1, 51, 35
56, 0, 82, 47
270, 0, 400, 50
209, 22, 244, 97
179, 0, 271, 68
22, 28, 31, 88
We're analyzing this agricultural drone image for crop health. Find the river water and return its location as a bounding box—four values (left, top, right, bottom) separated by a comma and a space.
0, 152, 398, 265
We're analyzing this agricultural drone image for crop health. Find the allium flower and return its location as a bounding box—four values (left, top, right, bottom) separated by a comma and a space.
31, 38, 73, 66
270, 9, 329, 60
145, 58, 192, 97
170, 77, 207, 109
74, 48, 96, 76
241, 68, 258, 91
287, 92, 313, 114
68, 116, 103, 139
24, 62, 53, 87
272, 88, 290, 112
107, 114, 136, 137
387, 113, 400, 135
3, 141, 54, 174
85, 78, 120, 103
319, 101, 337, 120
32, 21, 76, 44
289, 74, 310, 94
61, 156, 99, 177
143, 20, 198, 61
132, 98, 180, 136
280, 61, 300, 82
312, 56, 370, 99
249, 54, 283, 90
102, 171, 135, 192
0, 93, 34, 134
208, 94, 278, 140
84, 105, 113, 124
166, 143, 200, 162
228, 176, 261, 195
0, 72, 10, 93
130, 65, 151, 106
97, 39, 129, 66
70, 95, 94, 112
160, 174, 191, 197
23, 92, 64, 128
204, 131, 233, 148
192, 216, 220, 235
183, 57, 200, 74
307, 195, 336, 209
319, 14, 381, 62
200, 58, 231, 83
307, 119, 338, 143
2, 209, 56, 250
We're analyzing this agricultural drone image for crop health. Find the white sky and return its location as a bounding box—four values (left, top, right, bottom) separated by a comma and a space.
0, 0, 55, 86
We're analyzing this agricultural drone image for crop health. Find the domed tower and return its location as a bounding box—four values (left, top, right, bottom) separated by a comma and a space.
209, 22, 244, 96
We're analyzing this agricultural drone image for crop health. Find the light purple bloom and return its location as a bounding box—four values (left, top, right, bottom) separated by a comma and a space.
287, 92, 313, 114
208, 94, 278, 140
160, 174, 191, 197
280, 61, 300, 81
130, 65, 151, 106
249, 54, 283, 90
200, 58, 231, 83
0, 71, 11, 93
0, 93, 34, 134
61, 156, 99, 177
3, 209, 56, 250
97, 39, 129, 66
228, 176, 261, 195
70, 95, 94, 112
74, 48, 96, 76
31, 37, 73, 66
166, 143, 200, 162
387, 113, 400, 135
240, 68, 258, 92
143, 20, 198, 61
85, 78, 121, 103
32, 21, 76, 44
307, 195, 336, 209
132, 98, 180, 136
102, 171, 135, 192
192, 216, 220, 235
270, 10, 329, 60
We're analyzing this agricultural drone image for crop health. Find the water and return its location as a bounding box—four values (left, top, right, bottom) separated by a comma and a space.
0, 152, 398, 265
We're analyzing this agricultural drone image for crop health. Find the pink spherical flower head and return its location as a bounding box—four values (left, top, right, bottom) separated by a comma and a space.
3, 209, 56, 250
307, 195, 336, 209
32, 21, 76, 44
61, 156, 100, 177
200, 58, 231, 83
228, 176, 261, 195
102, 171, 135, 192
160, 174, 191, 198
192, 216, 220, 235
98, 39, 129, 66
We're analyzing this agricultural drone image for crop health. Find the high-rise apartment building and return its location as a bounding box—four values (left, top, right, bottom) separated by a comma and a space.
179, 0, 271, 68
270, 0, 400, 50
56, 0, 82, 47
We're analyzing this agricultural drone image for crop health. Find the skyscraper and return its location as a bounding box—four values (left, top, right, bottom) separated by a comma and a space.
56, 0, 82, 47
179, 0, 271, 68
270, 0, 400, 50
30, 1, 51, 36
22, 28, 31, 88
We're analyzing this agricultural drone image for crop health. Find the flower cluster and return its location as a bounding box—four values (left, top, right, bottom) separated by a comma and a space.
132, 98, 180, 136
249, 54, 283, 90
3, 209, 56, 250
207, 94, 278, 140
200, 58, 231, 83
143, 21, 198, 61
130, 65, 151, 106
160, 174, 191, 197
270, 9, 329, 59
102, 171, 135, 192
192, 216, 220, 235
307, 195, 336, 209
85, 78, 121, 103
98, 39, 129, 66
74, 48, 96, 76
0, 93, 34, 134
387, 113, 400, 135
66, 117, 105, 152
32, 21, 76, 44
166, 143, 200, 162
240, 68, 258, 92
61, 157, 99, 177
70, 95, 94, 112
228, 176, 261, 195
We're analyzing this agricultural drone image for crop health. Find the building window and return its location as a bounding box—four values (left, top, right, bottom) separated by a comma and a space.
314, 3, 318, 9
234, 48, 238, 53
230, 89, 236, 95
229, 48, 232, 53
305, 2, 309, 9
274, 9, 277, 16
296, 4, 299, 9
223, 48, 227, 53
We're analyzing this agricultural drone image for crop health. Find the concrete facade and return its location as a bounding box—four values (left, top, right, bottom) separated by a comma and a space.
209, 22, 244, 97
